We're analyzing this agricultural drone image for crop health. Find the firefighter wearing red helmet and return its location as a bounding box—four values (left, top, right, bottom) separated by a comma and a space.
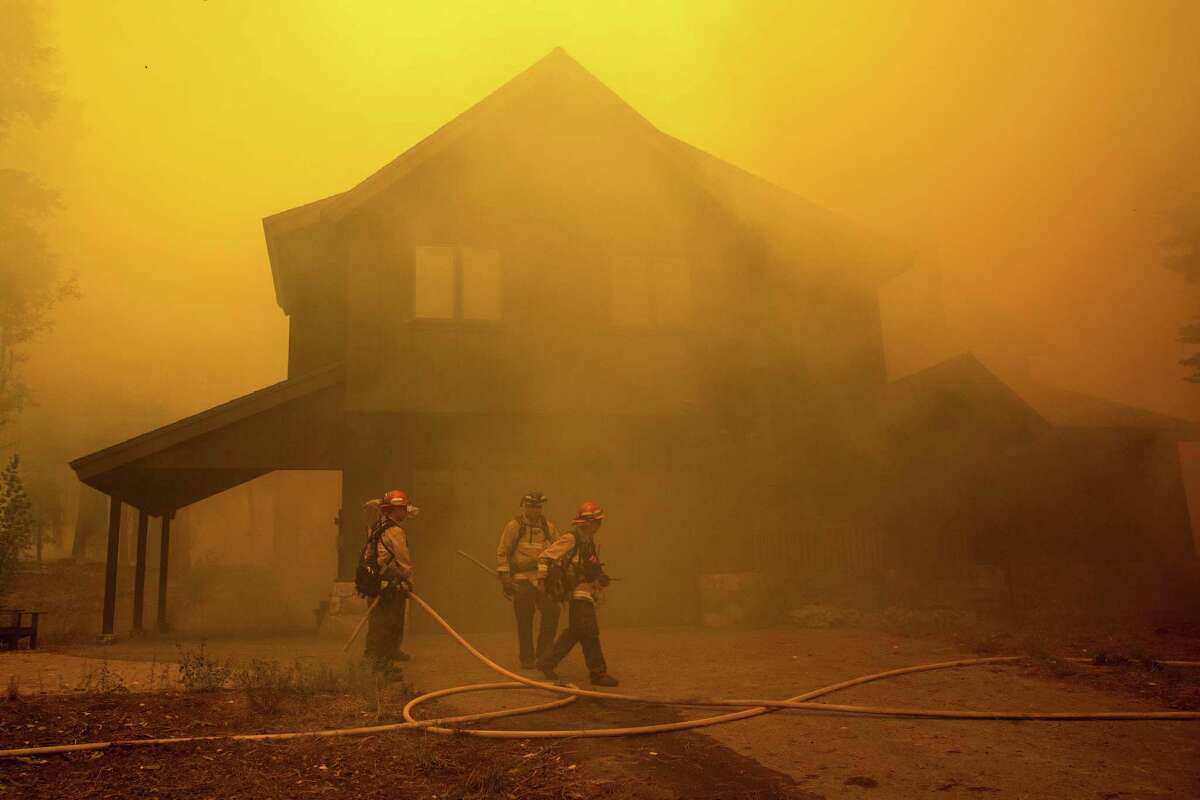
495, 489, 561, 669
363, 489, 418, 674
535, 500, 618, 687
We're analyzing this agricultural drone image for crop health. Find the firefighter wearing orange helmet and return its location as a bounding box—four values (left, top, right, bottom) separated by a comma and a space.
535, 500, 618, 687
362, 489, 418, 674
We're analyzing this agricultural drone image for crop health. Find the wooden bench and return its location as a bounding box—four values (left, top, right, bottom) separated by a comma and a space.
0, 609, 43, 650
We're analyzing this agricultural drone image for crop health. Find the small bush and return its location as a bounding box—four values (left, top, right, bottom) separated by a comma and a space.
79, 659, 128, 694
292, 660, 345, 695
234, 659, 295, 714
232, 659, 407, 714
176, 642, 231, 692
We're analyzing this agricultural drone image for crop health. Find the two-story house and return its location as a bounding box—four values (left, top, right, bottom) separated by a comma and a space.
70, 49, 906, 634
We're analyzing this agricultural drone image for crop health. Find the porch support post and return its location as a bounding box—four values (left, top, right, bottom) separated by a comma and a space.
131, 509, 149, 633
156, 512, 173, 633
101, 495, 122, 636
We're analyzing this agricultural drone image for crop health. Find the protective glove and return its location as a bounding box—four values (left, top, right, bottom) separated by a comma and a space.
500, 574, 515, 600
596, 573, 611, 589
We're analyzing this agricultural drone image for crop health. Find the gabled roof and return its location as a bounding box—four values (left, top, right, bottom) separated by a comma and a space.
657, 135, 907, 284
263, 48, 905, 312
886, 352, 1200, 442
883, 352, 1050, 437
1007, 379, 1200, 440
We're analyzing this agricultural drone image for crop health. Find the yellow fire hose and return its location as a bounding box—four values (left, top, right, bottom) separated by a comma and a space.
2, 591, 1199, 759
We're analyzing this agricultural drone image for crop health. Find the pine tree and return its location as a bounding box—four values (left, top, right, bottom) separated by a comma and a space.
0, 454, 34, 594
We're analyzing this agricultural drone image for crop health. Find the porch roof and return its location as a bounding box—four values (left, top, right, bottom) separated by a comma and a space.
69, 364, 344, 515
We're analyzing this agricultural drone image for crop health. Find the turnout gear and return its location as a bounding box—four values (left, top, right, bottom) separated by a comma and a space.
376, 524, 414, 584
537, 598, 613, 684
497, 515, 559, 582
512, 581, 559, 667
354, 517, 388, 599
362, 491, 417, 671
536, 508, 617, 685
538, 527, 608, 604
497, 499, 560, 665
364, 587, 408, 673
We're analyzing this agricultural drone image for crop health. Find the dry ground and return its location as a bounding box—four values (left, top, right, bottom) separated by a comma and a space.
3, 619, 1200, 799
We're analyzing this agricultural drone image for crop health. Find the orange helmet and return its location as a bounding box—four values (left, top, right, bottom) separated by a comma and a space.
380, 489, 417, 516
574, 500, 606, 524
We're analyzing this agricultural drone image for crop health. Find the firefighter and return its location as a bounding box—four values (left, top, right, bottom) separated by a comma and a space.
535, 500, 618, 687
364, 489, 416, 674
496, 489, 561, 669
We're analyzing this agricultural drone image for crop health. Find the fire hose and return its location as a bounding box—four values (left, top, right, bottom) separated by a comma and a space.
2, 592, 1199, 759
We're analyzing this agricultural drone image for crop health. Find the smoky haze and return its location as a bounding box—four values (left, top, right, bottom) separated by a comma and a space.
2, 1, 1198, 636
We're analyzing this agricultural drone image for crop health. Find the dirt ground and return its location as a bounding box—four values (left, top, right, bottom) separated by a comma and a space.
3, 623, 1200, 799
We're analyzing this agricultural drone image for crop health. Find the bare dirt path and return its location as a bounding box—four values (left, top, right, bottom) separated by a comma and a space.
6, 623, 1199, 798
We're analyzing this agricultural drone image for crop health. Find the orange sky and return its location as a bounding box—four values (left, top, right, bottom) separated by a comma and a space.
3, 0, 1198, 467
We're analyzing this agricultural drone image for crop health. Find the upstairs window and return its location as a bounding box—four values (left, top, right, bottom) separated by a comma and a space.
610, 255, 691, 327
413, 245, 502, 321
414, 246, 456, 319
462, 247, 502, 321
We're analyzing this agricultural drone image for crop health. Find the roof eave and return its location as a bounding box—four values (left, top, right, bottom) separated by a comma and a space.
70, 363, 345, 482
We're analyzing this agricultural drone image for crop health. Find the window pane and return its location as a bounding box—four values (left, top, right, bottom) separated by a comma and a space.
462, 247, 502, 320
414, 245, 455, 319
612, 255, 651, 325
654, 256, 690, 325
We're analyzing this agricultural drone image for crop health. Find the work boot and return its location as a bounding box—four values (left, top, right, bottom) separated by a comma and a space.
520, 659, 537, 670
590, 673, 619, 687
395, 650, 411, 662
538, 664, 560, 682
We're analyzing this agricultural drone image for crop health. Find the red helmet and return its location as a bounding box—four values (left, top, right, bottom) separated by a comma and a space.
574, 500, 606, 524
380, 489, 413, 515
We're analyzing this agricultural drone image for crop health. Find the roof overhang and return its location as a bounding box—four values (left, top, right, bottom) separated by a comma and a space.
70, 364, 345, 514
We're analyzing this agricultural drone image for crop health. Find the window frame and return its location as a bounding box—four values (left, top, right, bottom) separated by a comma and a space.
410, 244, 504, 325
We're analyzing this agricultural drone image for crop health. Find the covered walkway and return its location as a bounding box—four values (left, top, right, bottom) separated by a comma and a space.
68, 365, 344, 636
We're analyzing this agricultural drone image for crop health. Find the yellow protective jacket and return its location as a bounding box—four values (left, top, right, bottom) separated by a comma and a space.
496, 516, 558, 582
537, 528, 603, 603
377, 524, 413, 583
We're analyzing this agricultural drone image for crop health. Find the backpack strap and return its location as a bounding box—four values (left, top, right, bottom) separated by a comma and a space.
507, 517, 524, 562
508, 516, 547, 561
379, 526, 398, 563
361, 518, 387, 564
